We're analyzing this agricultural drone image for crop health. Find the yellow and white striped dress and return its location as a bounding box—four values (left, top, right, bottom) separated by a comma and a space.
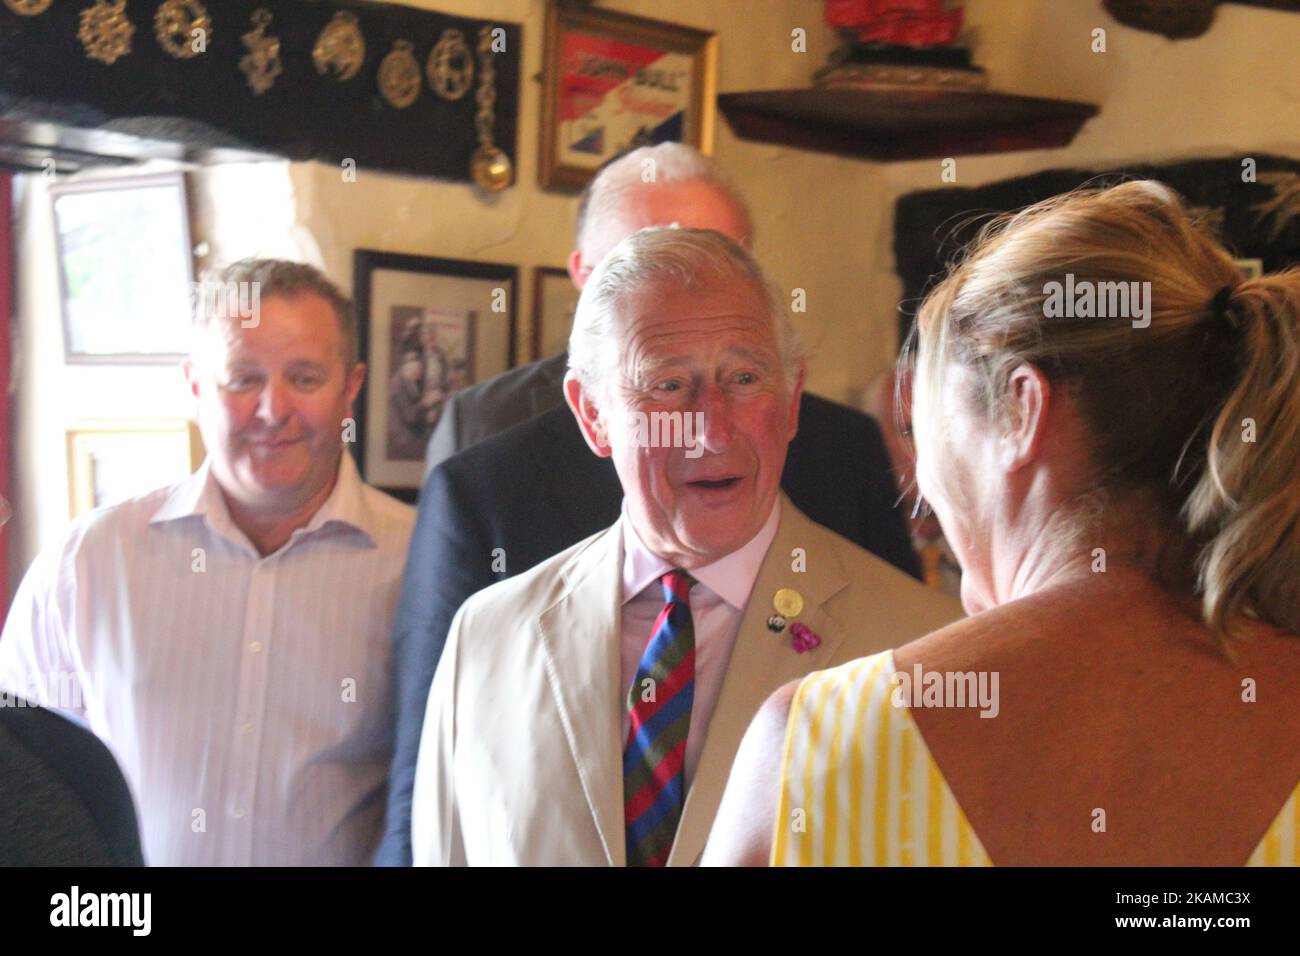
772, 650, 1300, 867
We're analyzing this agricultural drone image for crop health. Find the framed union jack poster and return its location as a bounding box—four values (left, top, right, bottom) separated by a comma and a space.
539, 3, 717, 191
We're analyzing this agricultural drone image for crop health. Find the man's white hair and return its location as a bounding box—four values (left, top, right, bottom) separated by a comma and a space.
568, 227, 805, 394
575, 143, 754, 252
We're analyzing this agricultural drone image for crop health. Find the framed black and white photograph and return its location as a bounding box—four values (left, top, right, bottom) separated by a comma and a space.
531, 266, 580, 360
353, 250, 518, 495
50, 173, 195, 364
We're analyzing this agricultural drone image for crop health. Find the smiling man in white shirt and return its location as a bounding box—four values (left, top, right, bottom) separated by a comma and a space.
0, 259, 415, 865
410, 229, 962, 866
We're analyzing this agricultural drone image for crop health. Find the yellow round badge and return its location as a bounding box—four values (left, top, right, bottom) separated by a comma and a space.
773, 588, 804, 619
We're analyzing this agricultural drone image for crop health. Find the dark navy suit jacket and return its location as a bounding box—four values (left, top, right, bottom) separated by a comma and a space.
374, 392, 920, 865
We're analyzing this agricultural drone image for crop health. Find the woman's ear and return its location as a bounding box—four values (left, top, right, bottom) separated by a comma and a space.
999, 363, 1051, 472
563, 372, 611, 458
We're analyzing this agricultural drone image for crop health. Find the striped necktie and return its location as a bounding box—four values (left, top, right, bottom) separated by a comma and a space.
623, 569, 696, 867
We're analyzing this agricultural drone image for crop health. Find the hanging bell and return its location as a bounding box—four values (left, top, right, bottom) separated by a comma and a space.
470, 146, 513, 192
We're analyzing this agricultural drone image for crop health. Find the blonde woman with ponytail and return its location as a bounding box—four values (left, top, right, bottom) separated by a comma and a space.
706, 180, 1300, 866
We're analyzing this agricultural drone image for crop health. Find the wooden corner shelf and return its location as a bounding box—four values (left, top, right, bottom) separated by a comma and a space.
717, 88, 1099, 162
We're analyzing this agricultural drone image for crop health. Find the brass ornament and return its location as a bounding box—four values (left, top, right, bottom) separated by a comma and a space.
471, 146, 513, 191
469, 24, 512, 191
379, 39, 421, 109
155, 0, 210, 60
4, 0, 53, 15
313, 10, 365, 82
773, 588, 804, 619
239, 9, 282, 96
78, 0, 134, 66
426, 28, 473, 101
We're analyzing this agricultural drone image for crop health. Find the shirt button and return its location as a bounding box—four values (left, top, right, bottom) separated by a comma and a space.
240, 722, 254, 734
232, 808, 245, 819
249, 641, 263, 654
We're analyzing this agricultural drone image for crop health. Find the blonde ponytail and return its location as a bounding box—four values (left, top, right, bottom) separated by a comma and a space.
1185, 269, 1300, 638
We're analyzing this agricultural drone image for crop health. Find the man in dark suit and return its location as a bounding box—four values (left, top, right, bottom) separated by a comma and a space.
375, 144, 924, 864
424, 351, 569, 474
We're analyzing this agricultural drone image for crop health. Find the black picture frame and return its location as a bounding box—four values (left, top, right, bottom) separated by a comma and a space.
352, 250, 518, 499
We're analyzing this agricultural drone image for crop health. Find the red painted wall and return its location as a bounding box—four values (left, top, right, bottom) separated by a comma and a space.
0, 172, 12, 610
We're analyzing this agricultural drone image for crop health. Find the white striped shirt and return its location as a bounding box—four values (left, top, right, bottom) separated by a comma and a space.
0, 453, 414, 866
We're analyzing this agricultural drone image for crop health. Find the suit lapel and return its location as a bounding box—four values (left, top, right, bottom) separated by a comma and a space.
667, 499, 849, 866
536, 525, 627, 866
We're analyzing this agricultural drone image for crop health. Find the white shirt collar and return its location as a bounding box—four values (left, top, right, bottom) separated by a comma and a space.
150, 451, 377, 550
619, 496, 781, 610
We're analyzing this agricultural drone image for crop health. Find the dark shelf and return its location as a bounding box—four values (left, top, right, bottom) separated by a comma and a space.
717, 88, 1099, 162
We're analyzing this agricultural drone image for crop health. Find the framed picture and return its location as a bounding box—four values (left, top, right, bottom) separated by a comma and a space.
532, 267, 580, 360
353, 250, 518, 496
1234, 258, 1264, 279
539, 3, 718, 191
67, 420, 204, 518
50, 173, 195, 364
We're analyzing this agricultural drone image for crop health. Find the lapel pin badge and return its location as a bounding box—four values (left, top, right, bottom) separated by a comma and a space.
790, 621, 821, 654
772, 588, 818, 649
773, 588, 803, 618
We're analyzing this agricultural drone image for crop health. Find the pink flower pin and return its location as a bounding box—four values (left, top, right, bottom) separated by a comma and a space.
790, 621, 821, 654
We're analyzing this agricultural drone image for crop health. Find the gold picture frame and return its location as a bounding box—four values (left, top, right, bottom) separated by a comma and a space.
539, 3, 717, 191
67, 420, 204, 518
531, 266, 579, 360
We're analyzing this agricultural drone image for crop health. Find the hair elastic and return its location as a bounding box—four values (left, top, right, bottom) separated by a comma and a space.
1212, 284, 1239, 329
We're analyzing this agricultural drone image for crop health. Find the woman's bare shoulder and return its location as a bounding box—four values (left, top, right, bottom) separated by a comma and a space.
702, 678, 803, 867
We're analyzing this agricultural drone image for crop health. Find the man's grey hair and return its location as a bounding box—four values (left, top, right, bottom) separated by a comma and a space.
191, 258, 357, 368
575, 143, 754, 252
568, 227, 805, 394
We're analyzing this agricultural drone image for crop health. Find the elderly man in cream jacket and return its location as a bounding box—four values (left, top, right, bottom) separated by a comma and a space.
412, 228, 962, 866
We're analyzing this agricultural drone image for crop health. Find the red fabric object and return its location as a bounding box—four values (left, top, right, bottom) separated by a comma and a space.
0, 172, 11, 610
824, 0, 964, 46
